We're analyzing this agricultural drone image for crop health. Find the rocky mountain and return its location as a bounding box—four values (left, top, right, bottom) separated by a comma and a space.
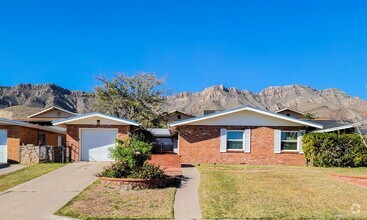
0, 83, 366, 120
165, 84, 367, 120
0, 84, 94, 114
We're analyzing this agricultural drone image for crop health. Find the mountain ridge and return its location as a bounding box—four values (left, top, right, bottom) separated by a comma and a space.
0, 83, 366, 120
165, 84, 367, 120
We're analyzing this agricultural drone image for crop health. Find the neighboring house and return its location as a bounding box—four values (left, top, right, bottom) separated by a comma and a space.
312, 120, 367, 134
168, 106, 323, 166
53, 112, 140, 162
162, 110, 195, 123
276, 108, 305, 119
0, 118, 66, 163
17, 106, 77, 126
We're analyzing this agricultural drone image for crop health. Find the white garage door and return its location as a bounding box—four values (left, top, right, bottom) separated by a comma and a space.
81, 129, 118, 161
0, 130, 7, 163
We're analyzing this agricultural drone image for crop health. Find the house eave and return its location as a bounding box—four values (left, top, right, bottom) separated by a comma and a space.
168, 106, 323, 129
52, 112, 141, 127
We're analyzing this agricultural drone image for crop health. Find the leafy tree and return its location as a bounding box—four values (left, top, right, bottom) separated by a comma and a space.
302, 113, 315, 120
93, 73, 168, 127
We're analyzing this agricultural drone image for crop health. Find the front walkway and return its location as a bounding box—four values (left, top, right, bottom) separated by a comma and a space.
0, 162, 108, 220
174, 164, 202, 220
0, 164, 25, 176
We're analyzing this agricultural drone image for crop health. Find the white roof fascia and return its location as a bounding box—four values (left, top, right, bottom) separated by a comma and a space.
0, 118, 66, 134
28, 106, 77, 118
52, 112, 140, 127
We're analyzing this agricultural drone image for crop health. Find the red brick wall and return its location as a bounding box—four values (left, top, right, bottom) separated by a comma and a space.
177, 125, 306, 166
66, 124, 131, 162
18, 127, 38, 146
149, 154, 182, 169
0, 125, 65, 163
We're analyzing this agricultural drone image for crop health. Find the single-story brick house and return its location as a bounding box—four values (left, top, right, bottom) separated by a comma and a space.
53, 112, 140, 162
168, 106, 323, 166
0, 118, 66, 163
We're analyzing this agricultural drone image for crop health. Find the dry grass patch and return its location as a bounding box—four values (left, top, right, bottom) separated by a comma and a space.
0, 163, 65, 192
56, 180, 176, 219
198, 164, 367, 219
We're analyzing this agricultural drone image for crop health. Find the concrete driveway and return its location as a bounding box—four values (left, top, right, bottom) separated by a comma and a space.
0, 162, 109, 220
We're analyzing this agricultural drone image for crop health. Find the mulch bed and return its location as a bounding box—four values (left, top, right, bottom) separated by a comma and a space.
331, 173, 367, 188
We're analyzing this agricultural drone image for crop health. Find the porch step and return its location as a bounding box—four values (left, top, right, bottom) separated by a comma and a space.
164, 168, 183, 177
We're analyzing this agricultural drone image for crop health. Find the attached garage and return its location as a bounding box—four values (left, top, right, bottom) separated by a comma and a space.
53, 112, 140, 162
80, 129, 118, 161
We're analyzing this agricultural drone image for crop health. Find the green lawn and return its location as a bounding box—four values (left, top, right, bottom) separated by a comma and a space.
0, 163, 65, 192
198, 164, 367, 219
56, 180, 176, 219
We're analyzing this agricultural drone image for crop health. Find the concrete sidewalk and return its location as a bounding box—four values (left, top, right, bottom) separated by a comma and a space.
174, 165, 202, 220
0, 164, 25, 176
0, 162, 108, 220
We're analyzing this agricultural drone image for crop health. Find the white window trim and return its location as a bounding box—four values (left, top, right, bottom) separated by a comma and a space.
226, 130, 244, 151
280, 131, 299, 152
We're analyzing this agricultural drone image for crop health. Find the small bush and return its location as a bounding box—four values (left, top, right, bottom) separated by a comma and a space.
99, 136, 166, 179
129, 164, 166, 179
98, 162, 129, 178
110, 137, 152, 170
303, 133, 367, 167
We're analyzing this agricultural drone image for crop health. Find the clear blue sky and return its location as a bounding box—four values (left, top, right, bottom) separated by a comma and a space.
0, 0, 367, 98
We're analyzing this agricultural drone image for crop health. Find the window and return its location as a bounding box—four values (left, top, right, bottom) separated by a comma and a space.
57, 111, 61, 116
227, 131, 243, 150
281, 131, 298, 150
153, 138, 174, 152
177, 115, 181, 119
38, 134, 46, 146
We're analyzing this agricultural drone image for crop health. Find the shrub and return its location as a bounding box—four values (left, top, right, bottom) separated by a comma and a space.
129, 164, 166, 179
99, 162, 129, 178
99, 136, 166, 179
303, 133, 367, 167
110, 137, 152, 170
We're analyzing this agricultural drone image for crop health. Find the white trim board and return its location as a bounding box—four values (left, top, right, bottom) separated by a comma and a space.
0, 118, 66, 134
312, 124, 359, 133
53, 112, 140, 127
28, 106, 77, 118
